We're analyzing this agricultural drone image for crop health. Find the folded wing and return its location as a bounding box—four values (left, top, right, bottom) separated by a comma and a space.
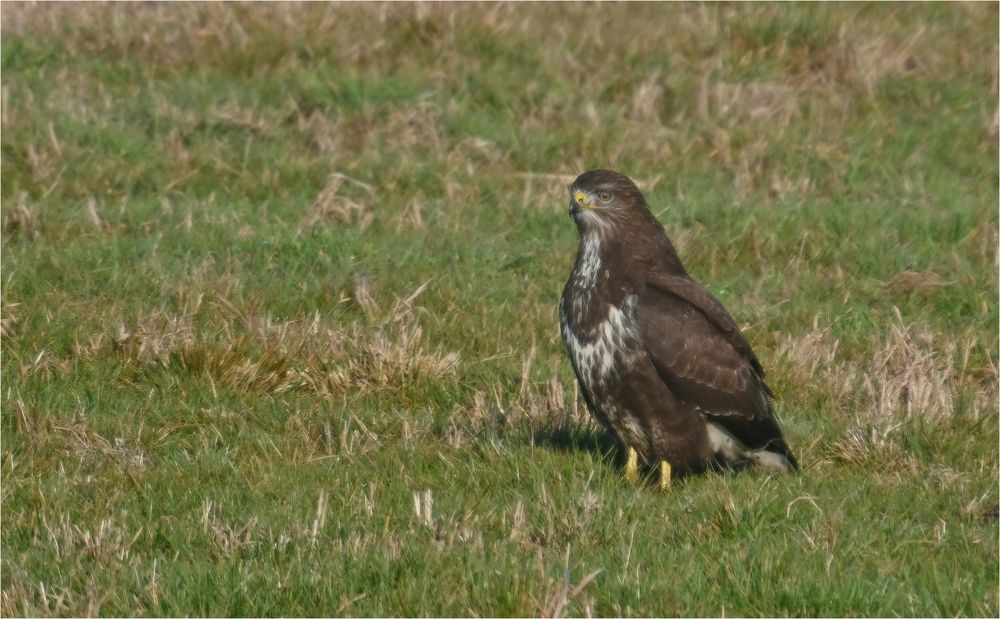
639, 272, 798, 469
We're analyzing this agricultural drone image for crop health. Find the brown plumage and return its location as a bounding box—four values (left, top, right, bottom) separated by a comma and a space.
559, 169, 798, 481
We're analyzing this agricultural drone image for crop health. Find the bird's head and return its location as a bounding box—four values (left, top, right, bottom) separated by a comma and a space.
568, 169, 648, 234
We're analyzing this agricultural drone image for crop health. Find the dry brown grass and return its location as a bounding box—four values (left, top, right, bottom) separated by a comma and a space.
1, 192, 36, 240
1, 301, 20, 340
830, 420, 906, 468
861, 317, 959, 422
3, 2, 988, 209
55, 422, 150, 469
777, 309, 996, 428
0, 4, 959, 105
3, 517, 118, 616
884, 269, 956, 298
794, 24, 929, 96
299, 319, 459, 397
113, 311, 196, 363
702, 79, 800, 127
774, 317, 850, 398
0, 235, 386, 407
200, 499, 259, 558
302, 172, 376, 231
101, 281, 460, 399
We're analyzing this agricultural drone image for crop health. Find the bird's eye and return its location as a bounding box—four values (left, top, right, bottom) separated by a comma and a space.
598, 191, 612, 202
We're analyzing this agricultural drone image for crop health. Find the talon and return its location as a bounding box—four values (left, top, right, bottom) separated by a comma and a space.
625, 447, 639, 483
659, 460, 672, 490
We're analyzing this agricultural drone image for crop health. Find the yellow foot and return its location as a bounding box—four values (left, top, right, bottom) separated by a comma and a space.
659, 460, 672, 490
624, 447, 640, 484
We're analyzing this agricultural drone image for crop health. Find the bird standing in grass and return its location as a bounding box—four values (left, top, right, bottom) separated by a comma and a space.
559, 170, 798, 488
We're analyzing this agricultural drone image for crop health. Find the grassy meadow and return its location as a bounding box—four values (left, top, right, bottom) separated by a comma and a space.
2, 3, 998, 616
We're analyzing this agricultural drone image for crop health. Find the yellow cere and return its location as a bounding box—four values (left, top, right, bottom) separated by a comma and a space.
574, 190, 590, 207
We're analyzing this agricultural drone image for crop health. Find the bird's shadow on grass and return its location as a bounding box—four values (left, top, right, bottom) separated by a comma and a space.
531, 421, 753, 481
532, 421, 620, 463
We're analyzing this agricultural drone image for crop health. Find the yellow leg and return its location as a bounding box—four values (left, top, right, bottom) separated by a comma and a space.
659, 460, 672, 490
624, 447, 640, 483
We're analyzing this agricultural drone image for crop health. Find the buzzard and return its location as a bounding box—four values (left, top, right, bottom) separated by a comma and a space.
559, 170, 798, 488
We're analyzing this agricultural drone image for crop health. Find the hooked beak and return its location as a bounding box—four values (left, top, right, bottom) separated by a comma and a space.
569, 190, 592, 216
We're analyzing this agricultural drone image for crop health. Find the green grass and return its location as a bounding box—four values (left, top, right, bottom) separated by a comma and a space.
2, 3, 997, 616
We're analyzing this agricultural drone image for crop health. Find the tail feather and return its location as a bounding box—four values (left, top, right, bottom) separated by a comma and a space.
707, 420, 799, 472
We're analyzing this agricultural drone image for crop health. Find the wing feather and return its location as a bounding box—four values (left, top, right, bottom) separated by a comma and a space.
638, 288, 768, 419
644, 271, 767, 379
638, 271, 797, 467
